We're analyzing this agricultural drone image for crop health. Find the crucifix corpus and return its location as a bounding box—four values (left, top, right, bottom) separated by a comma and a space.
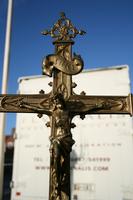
0, 12, 133, 200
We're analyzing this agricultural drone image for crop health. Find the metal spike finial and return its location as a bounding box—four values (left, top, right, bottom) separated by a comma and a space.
60, 11, 66, 18
41, 12, 86, 42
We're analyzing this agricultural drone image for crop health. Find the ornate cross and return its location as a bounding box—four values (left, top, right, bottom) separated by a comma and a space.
0, 13, 133, 200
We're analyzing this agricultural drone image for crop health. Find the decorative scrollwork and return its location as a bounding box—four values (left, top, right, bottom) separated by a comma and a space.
42, 53, 84, 76
1, 96, 24, 110
0, 94, 51, 114
67, 95, 131, 115
42, 12, 86, 42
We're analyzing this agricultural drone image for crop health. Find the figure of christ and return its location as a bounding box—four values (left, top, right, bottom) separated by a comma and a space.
49, 94, 75, 199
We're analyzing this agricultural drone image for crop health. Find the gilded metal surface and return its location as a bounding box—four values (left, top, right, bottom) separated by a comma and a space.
42, 53, 84, 76
0, 94, 50, 114
67, 94, 133, 115
42, 12, 86, 42
0, 94, 132, 115
0, 13, 133, 200
49, 94, 75, 200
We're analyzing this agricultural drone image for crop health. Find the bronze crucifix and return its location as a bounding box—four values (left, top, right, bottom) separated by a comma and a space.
0, 13, 133, 200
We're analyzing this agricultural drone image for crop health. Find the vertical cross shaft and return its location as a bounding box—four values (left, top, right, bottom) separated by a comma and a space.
42, 12, 85, 199
49, 42, 73, 199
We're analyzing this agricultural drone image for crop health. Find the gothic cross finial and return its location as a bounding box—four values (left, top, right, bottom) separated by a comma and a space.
41, 12, 86, 42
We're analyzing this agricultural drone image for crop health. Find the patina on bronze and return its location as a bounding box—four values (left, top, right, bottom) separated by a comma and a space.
0, 12, 133, 200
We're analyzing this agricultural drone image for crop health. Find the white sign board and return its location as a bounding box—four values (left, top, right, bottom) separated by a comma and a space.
11, 65, 133, 200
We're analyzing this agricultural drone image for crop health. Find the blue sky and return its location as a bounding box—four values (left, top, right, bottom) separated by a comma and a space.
0, 0, 133, 134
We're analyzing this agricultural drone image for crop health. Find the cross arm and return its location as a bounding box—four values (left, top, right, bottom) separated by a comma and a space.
0, 94, 52, 116
67, 94, 133, 117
